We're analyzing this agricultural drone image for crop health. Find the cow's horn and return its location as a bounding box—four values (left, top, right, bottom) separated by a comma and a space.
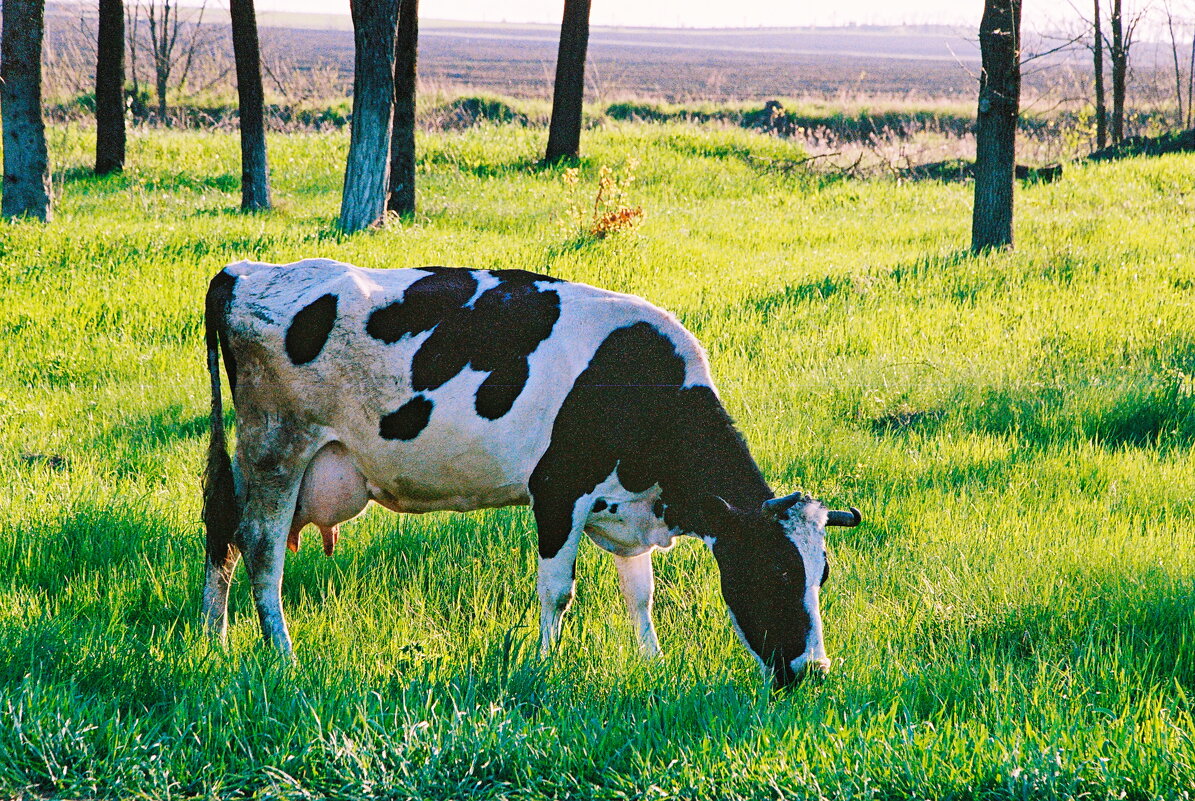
762, 491, 810, 518
826, 507, 862, 527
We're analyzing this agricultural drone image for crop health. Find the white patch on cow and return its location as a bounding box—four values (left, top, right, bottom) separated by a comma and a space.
576, 467, 674, 557
781, 502, 830, 675
463, 269, 500, 307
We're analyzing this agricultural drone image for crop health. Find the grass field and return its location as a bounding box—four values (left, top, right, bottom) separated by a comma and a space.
2, 121, 1195, 799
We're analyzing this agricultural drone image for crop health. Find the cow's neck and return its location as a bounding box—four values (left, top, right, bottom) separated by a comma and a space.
658, 385, 773, 534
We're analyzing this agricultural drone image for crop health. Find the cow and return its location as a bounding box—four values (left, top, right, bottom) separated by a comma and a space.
202, 259, 861, 687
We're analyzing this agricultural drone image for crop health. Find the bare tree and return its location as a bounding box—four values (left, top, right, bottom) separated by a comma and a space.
388, 0, 418, 216
1189, 27, 1194, 127
1106, 0, 1147, 142
95, 0, 126, 175
230, 0, 270, 210
1093, 0, 1108, 147
339, 0, 399, 232
43, 13, 95, 100
972, 0, 1022, 253
1110, 0, 1126, 141
133, 0, 210, 121
125, 0, 145, 112
544, 0, 591, 164
2, 0, 52, 221
1165, 1, 1186, 127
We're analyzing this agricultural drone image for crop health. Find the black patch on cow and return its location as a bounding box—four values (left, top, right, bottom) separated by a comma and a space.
592, 499, 607, 512
367, 267, 561, 420
529, 322, 771, 560
711, 512, 810, 687
285, 293, 338, 365
380, 395, 434, 440
608, 503, 619, 514
366, 268, 478, 344
652, 499, 665, 518
490, 268, 562, 284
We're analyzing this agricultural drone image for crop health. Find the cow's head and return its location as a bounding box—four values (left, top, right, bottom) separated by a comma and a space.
703, 491, 860, 688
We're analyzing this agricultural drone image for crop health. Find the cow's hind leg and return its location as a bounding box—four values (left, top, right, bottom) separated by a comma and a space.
203, 541, 241, 642
236, 446, 313, 656
614, 551, 661, 657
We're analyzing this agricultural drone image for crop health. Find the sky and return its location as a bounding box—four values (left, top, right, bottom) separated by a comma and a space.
251, 0, 1081, 30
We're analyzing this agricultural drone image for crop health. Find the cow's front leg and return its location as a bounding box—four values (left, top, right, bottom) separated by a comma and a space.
536, 526, 582, 656
614, 551, 661, 657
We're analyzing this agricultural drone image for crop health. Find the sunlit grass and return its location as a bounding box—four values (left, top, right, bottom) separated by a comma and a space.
1, 122, 1194, 798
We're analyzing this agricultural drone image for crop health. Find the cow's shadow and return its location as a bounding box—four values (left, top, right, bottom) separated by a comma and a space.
76, 405, 223, 479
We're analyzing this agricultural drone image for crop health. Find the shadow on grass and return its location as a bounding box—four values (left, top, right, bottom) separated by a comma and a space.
865, 374, 1195, 453
422, 152, 548, 179
962, 381, 1195, 451
134, 171, 240, 194
80, 404, 216, 478
56, 165, 133, 193
884, 567, 1195, 726
968, 568, 1195, 691
0, 501, 183, 600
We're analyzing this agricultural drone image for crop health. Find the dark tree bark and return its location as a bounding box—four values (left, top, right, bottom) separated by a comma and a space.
387, 0, 418, 216
230, 0, 271, 210
340, 0, 398, 232
95, 0, 126, 175
1, 0, 52, 221
972, 0, 1021, 253
1109, 0, 1126, 143
1092, 0, 1107, 150
544, 0, 591, 164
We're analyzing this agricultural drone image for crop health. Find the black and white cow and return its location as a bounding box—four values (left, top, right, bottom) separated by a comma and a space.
202, 259, 860, 687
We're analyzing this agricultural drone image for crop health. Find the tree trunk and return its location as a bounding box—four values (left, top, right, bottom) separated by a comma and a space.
387, 0, 418, 216
1166, 8, 1184, 128
1110, 0, 1126, 143
544, 0, 591, 164
1093, 0, 1106, 150
95, 0, 126, 175
230, 0, 271, 211
972, 0, 1021, 253
339, 0, 398, 232
1, 0, 52, 221
1187, 31, 1193, 128
156, 60, 169, 121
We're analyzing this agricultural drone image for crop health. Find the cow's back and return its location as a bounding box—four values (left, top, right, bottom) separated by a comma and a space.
218, 259, 711, 513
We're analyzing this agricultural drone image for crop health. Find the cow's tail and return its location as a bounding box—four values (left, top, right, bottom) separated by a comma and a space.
202, 270, 240, 583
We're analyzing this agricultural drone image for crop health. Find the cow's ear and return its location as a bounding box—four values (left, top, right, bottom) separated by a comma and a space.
699, 494, 737, 533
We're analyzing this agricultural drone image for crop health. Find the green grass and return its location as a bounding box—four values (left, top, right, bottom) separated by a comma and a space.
3, 120, 1195, 799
